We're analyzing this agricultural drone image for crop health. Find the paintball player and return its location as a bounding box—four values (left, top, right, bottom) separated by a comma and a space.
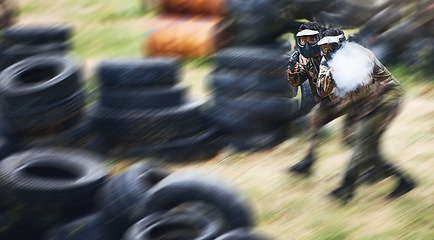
316, 28, 416, 203
286, 23, 355, 175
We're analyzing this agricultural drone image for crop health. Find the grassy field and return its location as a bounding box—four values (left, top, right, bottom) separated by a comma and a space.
15, 0, 434, 239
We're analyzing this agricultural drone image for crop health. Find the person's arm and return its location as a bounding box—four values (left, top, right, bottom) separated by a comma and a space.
286, 51, 309, 87
317, 57, 335, 98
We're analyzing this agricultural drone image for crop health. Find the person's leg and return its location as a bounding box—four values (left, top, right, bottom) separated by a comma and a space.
289, 104, 339, 174
330, 117, 379, 203
330, 102, 415, 203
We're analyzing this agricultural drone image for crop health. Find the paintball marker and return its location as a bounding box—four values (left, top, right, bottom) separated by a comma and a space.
287, 50, 300, 74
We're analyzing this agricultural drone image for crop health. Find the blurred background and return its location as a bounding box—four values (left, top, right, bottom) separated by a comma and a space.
0, 0, 433, 239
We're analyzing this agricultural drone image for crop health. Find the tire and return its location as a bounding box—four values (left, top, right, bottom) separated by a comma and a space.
96, 57, 180, 88
143, 170, 253, 230
0, 54, 81, 105
123, 207, 224, 240
0, 119, 17, 161
100, 84, 187, 110
0, 24, 73, 46
0, 43, 70, 71
3, 89, 86, 135
227, 8, 289, 46
215, 228, 273, 240
96, 162, 171, 239
213, 95, 299, 121
119, 127, 221, 161
0, 148, 108, 210
0, 134, 14, 161
16, 114, 98, 150
0, 207, 47, 240
202, 97, 284, 134
45, 213, 113, 240
88, 100, 208, 145
207, 69, 297, 98
212, 46, 287, 71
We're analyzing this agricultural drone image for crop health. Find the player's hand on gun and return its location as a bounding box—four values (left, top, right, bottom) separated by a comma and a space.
287, 51, 300, 75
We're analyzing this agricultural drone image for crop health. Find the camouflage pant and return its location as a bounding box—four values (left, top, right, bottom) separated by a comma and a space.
344, 98, 403, 187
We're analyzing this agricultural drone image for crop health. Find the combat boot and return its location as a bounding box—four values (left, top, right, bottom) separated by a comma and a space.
289, 152, 315, 175
329, 175, 356, 204
386, 176, 416, 199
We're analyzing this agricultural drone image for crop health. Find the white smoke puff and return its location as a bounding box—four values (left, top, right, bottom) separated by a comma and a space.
328, 42, 374, 96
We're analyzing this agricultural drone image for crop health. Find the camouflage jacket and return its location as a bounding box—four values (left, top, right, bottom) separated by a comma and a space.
317, 43, 404, 120
286, 54, 322, 102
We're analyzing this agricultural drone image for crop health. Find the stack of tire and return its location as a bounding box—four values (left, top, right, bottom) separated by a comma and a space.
204, 46, 304, 152
0, 24, 73, 71
0, 0, 18, 29
45, 161, 272, 239
89, 57, 221, 161
0, 54, 97, 152
0, 148, 109, 240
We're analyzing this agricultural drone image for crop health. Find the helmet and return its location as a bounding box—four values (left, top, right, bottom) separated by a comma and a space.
317, 34, 346, 59
296, 29, 321, 58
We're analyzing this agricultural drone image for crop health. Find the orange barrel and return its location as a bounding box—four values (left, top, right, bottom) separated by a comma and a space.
143, 14, 233, 58
152, 0, 227, 16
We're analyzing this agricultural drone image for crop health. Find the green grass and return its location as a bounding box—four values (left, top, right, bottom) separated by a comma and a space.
13, 1, 434, 239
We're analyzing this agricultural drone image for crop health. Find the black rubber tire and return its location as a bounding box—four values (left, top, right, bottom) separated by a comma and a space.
287, 0, 333, 19
123, 208, 223, 240
0, 207, 47, 240
0, 134, 14, 161
2, 87, 84, 118
96, 162, 171, 239
212, 46, 287, 71
207, 69, 297, 98
100, 84, 188, 110
2, 89, 86, 135
213, 95, 299, 121
15, 114, 98, 150
118, 127, 221, 162
45, 213, 114, 240
0, 43, 70, 71
225, 0, 289, 45
96, 57, 180, 88
143, 170, 253, 231
0, 54, 81, 105
202, 97, 284, 134
215, 228, 273, 240
0, 120, 17, 161
88, 100, 208, 145
0, 24, 73, 46
0, 148, 108, 210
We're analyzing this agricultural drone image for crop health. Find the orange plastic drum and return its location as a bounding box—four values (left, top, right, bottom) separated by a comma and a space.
143, 14, 232, 58
154, 0, 227, 16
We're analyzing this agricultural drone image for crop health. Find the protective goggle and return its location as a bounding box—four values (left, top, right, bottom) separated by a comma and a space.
296, 29, 320, 47
321, 43, 340, 54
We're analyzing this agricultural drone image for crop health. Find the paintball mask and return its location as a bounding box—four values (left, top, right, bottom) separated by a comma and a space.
296, 29, 321, 58
318, 34, 346, 59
